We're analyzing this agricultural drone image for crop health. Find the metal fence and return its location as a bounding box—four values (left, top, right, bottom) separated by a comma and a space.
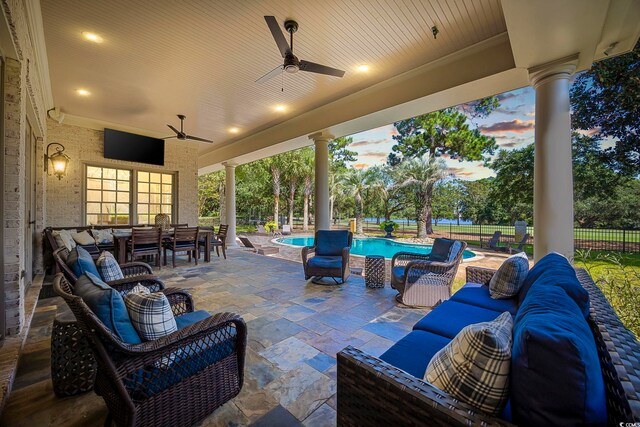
198, 216, 640, 253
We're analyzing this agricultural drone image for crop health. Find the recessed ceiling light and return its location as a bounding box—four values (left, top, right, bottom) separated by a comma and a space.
81, 32, 103, 43
228, 127, 239, 134
76, 89, 91, 96
356, 65, 370, 73
274, 105, 286, 112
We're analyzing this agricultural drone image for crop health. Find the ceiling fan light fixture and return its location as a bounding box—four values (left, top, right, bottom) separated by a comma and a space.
284, 64, 299, 73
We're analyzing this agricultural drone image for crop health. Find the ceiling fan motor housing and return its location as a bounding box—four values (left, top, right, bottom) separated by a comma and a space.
284, 53, 300, 73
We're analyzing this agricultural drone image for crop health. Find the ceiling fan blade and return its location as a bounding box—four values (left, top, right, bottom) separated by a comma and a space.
162, 136, 177, 140
186, 135, 214, 143
167, 124, 180, 134
299, 60, 346, 78
264, 16, 291, 58
256, 65, 284, 83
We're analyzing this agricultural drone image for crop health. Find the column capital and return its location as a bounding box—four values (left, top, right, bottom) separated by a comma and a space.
528, 54, 579, 88
308, 130, 334, 143
222, 161, 238, 169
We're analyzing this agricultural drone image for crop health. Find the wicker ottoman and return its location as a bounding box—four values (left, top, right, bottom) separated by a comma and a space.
365, 255, 385, 288
51, 316, 97, 397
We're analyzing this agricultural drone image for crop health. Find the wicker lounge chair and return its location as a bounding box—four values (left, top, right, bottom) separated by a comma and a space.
53, 273, 247, 427
302, 230, 353, 284
390, 238, 467, 307
238, 236, 279, 255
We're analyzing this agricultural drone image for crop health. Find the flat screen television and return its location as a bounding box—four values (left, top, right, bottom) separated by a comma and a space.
104, 128, 165, 166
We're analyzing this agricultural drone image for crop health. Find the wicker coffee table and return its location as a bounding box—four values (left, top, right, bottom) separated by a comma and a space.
51, 315, 97, 397
365, 255, 385, 288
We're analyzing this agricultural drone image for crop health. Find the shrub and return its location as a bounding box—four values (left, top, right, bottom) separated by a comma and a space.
576, 249, 640, 338
379, 220, 398, 231
264, 221, 278, 233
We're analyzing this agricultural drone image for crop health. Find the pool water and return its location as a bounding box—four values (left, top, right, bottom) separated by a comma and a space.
276, 236, 476, 260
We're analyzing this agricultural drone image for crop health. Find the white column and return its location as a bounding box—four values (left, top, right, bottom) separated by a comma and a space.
309, 131, 334, 231
528, 55, 578, 262
223, 162, 237, 246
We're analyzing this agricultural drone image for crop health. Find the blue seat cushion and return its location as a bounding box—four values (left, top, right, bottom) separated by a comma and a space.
511, 284, 606, 426
380, 330, 451, 378
429, 238, 455, 262
124, 327, 237, 401
451, 283, 518, 315
307, 255, 343, 270
413, 300, 503, 339
391, 266, 405, 284
175, 310, 211, 330
519, 253, 590, 318
74, 273, 141, 344
67, 246, 101, 279
315, 230, 350, 256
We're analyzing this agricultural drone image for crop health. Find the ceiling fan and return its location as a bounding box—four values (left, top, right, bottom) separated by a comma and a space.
163, 114, 213, 143
256, 16, 346, 83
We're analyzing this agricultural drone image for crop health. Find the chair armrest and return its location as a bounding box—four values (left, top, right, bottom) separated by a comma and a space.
391, 251, 431, 268
302, 246, 316, 264
337, 346, 514, 426
341, 246, 350, 260
108, 275, 166, 294
466, 266, 496, 285
406, 260, 453, 276
120, 262, 154, 276
162, 287, 194, 316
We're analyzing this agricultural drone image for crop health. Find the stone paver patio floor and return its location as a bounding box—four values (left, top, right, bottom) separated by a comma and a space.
2, 248, 436, 427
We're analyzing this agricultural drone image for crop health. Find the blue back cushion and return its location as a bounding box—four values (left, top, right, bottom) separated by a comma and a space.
511, 285, 606, 426
74, 273, 142, 344
519, 252, 590, 318
429, 238, 455, 262
68, 245, 101, 279
315, 230, 350, 256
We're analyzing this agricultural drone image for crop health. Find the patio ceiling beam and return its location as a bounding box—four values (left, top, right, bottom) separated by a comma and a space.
197, 34, 523, 173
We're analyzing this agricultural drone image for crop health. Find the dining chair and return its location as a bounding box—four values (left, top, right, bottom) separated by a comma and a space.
127, 227, 163, 269
199, 224, 228, 260
163, 226, 200, 268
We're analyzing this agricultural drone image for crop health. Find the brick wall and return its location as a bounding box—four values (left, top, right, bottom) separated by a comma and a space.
46, 121, 199, 227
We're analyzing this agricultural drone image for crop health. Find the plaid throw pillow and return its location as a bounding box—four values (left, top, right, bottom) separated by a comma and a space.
489, 252, 529, 299
425, 311, 513, 415
124, 285, 177, 341
96, 251, 124, 282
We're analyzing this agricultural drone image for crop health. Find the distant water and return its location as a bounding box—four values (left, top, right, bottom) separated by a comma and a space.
364, 218, 473, 225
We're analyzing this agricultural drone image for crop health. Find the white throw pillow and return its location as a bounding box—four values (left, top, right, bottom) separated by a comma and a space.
71, 230, 96, 246
53, 229, 77, 251
124, 284, 177, 341
489, 252, 529, 299
425, 311, 513, 415
93, 228, 114, 244
96, 251, 124, 282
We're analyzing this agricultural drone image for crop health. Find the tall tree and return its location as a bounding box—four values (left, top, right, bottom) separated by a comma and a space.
389, 99, 498, 233
341, 168, 374, 234
570, 41, 640, 175
489, 144, 534, 223
267, 156, 284, 225
394, 155, 448, 238
281, 150, 304, 227
299, 148, 315, 231
328, 137, 357, 224
432, 180, 463, 224
367, 165, 405, 221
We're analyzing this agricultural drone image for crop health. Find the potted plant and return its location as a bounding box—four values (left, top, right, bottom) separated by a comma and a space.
265, 221, 278, 233
380, 220, 398, 238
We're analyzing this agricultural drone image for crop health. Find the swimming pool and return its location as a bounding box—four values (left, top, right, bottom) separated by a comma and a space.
276, 236, 476, 260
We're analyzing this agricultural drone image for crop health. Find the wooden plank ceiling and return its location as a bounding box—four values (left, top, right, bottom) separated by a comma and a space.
41, 0, 506, 152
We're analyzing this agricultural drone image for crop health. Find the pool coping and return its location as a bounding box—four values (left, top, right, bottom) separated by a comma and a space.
272, 235, 483, 262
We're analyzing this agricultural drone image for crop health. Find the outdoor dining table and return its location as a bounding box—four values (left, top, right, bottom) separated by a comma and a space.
112, 228, 213, 265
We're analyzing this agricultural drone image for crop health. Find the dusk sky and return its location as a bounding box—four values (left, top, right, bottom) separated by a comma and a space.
345, 86, 538, 180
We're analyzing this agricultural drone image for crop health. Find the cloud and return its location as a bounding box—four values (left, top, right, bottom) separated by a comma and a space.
496, 92, 521, 102
492, 135, 531, 148
353, 163, 369, 169
359, 151, 388, 159
350, 138, 387, 147
576, 128, 600, 137
447, 166, 474, 177
480, 119, 535, 134
494, 103, 528, 116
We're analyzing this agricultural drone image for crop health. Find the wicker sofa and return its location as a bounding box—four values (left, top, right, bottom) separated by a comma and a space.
337, 254, 640, 425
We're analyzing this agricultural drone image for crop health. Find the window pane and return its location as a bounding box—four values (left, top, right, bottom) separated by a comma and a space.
150, 183, 161, 193
150, 193, 161, 204
138, 171, 149, 182
161, 204, 172, 214
103, 168, 117, 179
138, 215, 148, 224
150, 173, 161, 183
87, 179, 102, 190
87, 190, 102, 202
87, 167, 102, 179
162, 174, 173, 184
117, 192, 129, 203
150, 204, 160, 214
162, 194, 172, 204
138, 204, 148, 214
103, 191, 116, 202
138, 193, 149, 204
87, 202, 101, 213
138, 182, 149, 193
117, 181, 129, 192
103, 180, 117, 191
87, 214, 99, 225
115, 215, 130, 225
116, 203, 129, 214
102, 203, 116, 214
117, 169, 130, 180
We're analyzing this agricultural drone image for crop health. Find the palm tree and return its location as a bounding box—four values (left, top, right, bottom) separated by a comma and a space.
341, 168, 374, 234
395, 155, 447, 237
299, 148, 315, 231
266, 156, 284, 226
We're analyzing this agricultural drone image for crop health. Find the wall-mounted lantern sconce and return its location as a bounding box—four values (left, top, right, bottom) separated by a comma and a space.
45, 142, 70, 180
